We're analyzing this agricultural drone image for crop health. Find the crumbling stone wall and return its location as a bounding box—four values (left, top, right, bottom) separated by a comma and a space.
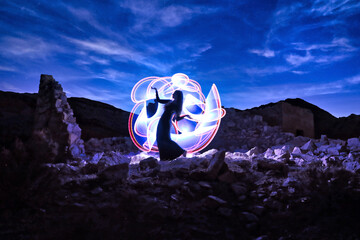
248, 102, 315, 138
282, 102, 314, 138
31, 74, 85, 162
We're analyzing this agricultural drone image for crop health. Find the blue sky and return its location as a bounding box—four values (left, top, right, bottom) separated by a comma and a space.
0, 0, 359, 117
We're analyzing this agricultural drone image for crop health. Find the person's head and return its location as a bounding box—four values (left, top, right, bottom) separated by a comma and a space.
171, 90, 183, 114
172, 90, 183, 102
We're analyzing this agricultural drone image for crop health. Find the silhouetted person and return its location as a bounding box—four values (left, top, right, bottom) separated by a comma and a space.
152, 87, 190, 160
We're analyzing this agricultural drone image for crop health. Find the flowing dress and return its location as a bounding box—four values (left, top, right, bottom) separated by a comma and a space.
156, 102, 185, 160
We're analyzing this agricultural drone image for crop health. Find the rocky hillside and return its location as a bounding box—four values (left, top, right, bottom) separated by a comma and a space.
68, 97, 130, 141
0, 91, 37, 148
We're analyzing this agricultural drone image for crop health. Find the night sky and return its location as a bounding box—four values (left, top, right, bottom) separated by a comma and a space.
0, 0, 359, 117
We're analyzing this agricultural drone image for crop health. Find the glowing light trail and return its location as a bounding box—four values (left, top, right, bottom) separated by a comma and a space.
128, 73, 226, 153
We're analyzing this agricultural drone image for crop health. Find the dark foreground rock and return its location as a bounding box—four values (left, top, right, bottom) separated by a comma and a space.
1, 138, 360, 239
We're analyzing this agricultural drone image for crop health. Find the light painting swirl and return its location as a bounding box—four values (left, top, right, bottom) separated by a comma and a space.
128, 73, 226, 153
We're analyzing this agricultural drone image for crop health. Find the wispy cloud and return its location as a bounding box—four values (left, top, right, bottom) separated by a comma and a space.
310, 0, 360, 16
249, 48, 275, 58
95, 69, 135, 84
285, 52, 313, 66
66, 7, 104, 32
291, 70, 308, 75
65, 36, 206, 74
285, 38, 356, 67
293, 37, 356, 52
190, 43, 212, 57
0, 66, 17, 72
66, 37, 167, 71
254, 0, 360, 74
0, 35, 63, 60
245, 66, 289, 76
65, 37, 137, 58
346, 74, 360, 84
120, 0, 218, 35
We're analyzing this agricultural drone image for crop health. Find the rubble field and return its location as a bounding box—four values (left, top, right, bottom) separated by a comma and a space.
1, 135, 360, 240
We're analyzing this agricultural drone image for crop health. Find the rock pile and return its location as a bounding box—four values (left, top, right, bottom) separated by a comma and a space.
31, 74, 85, 162
27, 134, 360, 239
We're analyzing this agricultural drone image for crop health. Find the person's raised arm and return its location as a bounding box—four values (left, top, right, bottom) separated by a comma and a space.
175, 113, 192, 121
152, 87, 171, 104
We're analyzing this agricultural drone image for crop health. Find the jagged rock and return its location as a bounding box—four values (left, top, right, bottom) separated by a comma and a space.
256, 159, 289, 177
198, 181, 212, 189
197, 149, 218, 158
139, 157, 159, 170
317, 145, 329, 153
273, 146, 291, 161
347, 137, 360, 151
89, 152, 104, 164
139, 157, 160, 177
300, 140, 317, 153
291, 147, 302, 156
264, 148, 274, 158
342, 158, 360, 172
99, 151, 130, 166
190, 151, 225, 180
246, 147, 260, 157
161, 158, 192, 176
347, 153, 355, 161
98, 162, 129, 181
321, 156, 342, 167
205, 150, 226, 179
274, 148, 284, 156
326, 147, 339, 156
225, 151, 248, 160
221, 158, 247, 179
320, 135, 329, 144
299, 153, 316, 162
203, 195, 227, 209
31, 75, 85, 162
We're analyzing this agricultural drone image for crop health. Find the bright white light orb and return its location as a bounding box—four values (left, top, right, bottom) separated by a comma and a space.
128, 73, 226, 153
171, 73, 189, 87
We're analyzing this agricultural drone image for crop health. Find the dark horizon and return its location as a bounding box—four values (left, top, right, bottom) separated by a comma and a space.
2, 84, 356, 119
